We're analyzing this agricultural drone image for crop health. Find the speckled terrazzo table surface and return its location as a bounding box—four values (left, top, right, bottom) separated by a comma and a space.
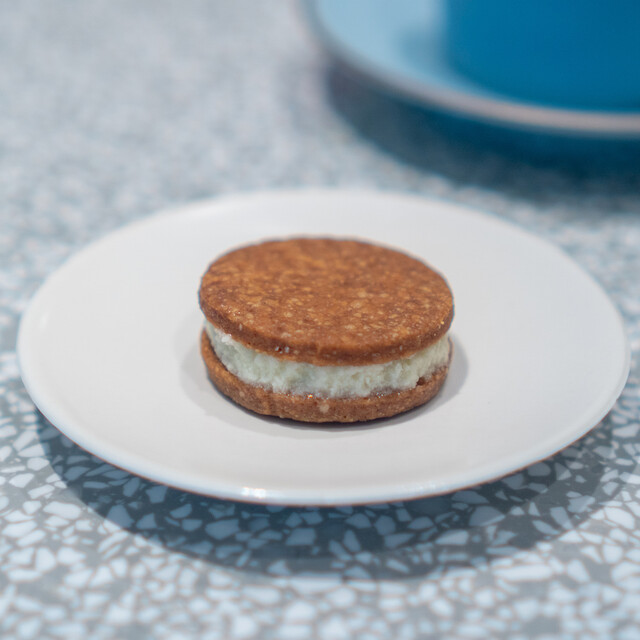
2, 1, 640, 638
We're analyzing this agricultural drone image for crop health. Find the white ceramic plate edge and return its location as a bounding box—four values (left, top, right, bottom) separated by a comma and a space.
17, 190, 632, 505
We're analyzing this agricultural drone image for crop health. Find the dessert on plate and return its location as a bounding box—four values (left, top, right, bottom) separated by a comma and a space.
198, 238, 453, 423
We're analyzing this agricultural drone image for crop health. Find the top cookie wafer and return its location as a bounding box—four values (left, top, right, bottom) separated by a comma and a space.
199, 238, 453, 367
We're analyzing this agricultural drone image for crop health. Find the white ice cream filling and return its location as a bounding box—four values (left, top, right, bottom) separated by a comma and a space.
205, 321, 450, 399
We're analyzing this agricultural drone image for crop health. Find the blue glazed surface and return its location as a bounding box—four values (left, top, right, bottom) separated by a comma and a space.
445, 0, 640, 108
310, 0, 640, 135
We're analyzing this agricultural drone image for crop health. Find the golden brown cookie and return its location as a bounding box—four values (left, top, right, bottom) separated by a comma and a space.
199, 238, 453, 366
198, 237, 454, 423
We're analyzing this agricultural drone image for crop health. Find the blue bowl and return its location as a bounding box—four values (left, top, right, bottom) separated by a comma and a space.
445, 0, 640, 109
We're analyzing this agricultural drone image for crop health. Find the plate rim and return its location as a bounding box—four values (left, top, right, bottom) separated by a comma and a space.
17, 189, 632, 505
303, 0, 640, 138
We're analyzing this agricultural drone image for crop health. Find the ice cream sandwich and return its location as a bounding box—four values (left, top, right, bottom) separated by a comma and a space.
198, 238, 453, 423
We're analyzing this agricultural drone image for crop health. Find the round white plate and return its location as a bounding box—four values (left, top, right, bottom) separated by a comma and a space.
18, 191, 630, 505
305, 0, 640, 137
